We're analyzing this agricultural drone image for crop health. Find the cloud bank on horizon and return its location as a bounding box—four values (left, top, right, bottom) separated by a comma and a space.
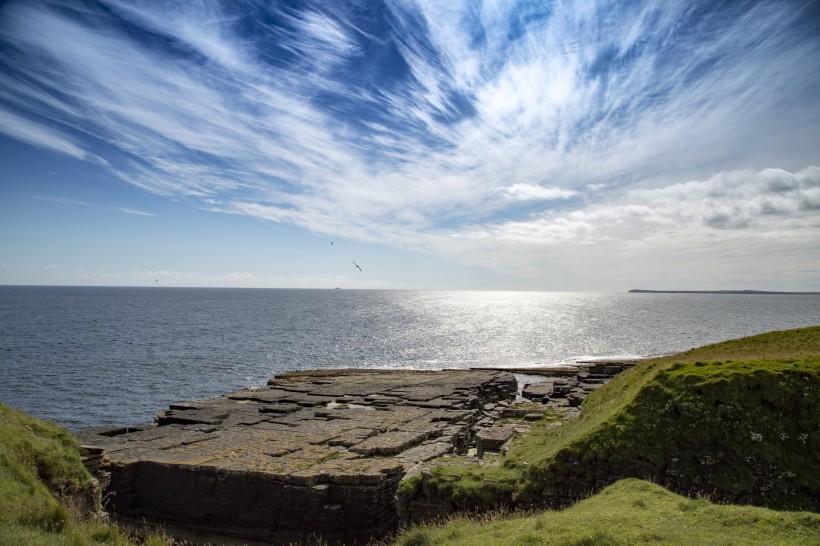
0, 0, 818, 290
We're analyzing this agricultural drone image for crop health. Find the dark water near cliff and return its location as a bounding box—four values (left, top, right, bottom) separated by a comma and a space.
0, 286, 818, 430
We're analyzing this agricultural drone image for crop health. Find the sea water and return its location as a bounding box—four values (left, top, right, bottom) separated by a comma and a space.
0, 286, 817, 430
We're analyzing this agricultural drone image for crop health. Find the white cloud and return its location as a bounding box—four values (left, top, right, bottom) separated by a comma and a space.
3, 0, 817, 234
112, 208, 155, 217
476, 167, 820, 246
424, 167, 820, 288
104, 1, 253, 73
291, 10, 359, 63
34, 195, 90, 207
0, 108, 86, 159
501, 184, 577, 201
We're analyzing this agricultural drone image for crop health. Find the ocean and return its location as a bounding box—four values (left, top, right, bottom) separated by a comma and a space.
1, 286, 818, 431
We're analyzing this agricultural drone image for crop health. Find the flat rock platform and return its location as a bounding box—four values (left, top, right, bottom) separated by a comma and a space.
79, 369, 517, 545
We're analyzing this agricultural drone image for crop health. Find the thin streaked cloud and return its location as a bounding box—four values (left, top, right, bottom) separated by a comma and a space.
110, 208, 155, 217
34, 195, 91, 207
32, 195, 154, 217
0, 108, 87, 159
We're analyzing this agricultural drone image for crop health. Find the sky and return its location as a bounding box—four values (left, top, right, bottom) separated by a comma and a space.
1, 0, 819, 291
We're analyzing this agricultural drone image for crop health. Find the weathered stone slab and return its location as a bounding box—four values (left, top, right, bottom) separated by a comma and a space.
226, 387, 296, 402
501, 407, 531, 418
475, 427, 516, 458
258, 402, 301, 414
80, 368, 516, 546
397, 441, 454, 465
350, 430, 431, 456
521, 381, 554, 401
328, 428, 377, 447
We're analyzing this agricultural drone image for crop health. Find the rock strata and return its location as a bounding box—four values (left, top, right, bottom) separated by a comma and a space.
518, 361, 637, 405
78, 363, 637, 543
399, 360, 637, 521
79, 369, 516, 545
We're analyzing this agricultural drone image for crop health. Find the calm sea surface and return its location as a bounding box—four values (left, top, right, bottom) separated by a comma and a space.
0, 286, 818, 430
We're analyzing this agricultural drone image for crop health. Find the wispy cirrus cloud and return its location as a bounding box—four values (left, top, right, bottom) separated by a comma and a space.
0, 0, 818, 287
34, 195, 90, 207
110, 207, 155, 217
33, 194, 154, 217
0, 107, 87, 159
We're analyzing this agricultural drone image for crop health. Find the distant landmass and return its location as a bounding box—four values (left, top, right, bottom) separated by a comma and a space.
629, 289, 820, 295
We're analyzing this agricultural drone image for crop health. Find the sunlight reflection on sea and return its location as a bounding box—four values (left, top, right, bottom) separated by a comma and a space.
1, 287, 817, 429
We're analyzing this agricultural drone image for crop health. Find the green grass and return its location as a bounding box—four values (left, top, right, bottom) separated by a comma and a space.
413, 409, 561, 511
0, 402, 93, 533
393, 478, 820, 546
0, 403, 170, 546
518, 326, 820, 469
422, 326, 820, 511
427, 464, 523, 509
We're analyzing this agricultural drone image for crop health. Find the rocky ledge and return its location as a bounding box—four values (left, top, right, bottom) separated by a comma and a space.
79, 369, 515, 545
78, 364, 633, 545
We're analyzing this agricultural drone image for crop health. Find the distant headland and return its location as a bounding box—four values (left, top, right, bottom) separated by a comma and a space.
629, 289, 820, 295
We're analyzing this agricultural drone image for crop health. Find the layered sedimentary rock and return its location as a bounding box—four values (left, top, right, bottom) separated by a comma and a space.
79, 369, 516, 545
397, 360, 638, 522
520, 361, 637, 407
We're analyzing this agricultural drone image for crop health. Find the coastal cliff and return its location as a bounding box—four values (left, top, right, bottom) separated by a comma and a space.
3, 326, 818, 545
79, 369, 519, 545
69, 327, 820, 545
77, 362, 638, 544
403, 327, 820, 519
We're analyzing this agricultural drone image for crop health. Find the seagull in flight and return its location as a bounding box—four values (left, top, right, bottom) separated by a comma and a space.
352, 261, 362, 272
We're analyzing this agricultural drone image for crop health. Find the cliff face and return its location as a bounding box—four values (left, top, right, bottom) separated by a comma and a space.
106, 459, 404, 545
79, 369, 517, 545
524, 357, 820, 511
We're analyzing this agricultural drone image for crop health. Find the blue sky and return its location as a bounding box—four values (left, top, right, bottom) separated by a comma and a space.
1, 0, 818, 290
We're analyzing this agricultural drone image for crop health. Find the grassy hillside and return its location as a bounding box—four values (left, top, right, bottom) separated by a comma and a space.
0, 403, 166, 546
393, 478, 820, 546
520, 327, 820, 510
396, 327, 820, 545
421, 327, 820, 512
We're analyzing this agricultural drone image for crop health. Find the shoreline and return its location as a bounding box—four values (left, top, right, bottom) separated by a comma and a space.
629, 289, 820, 295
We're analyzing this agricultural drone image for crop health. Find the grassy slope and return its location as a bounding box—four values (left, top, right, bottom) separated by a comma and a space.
393, 478, 820, 546
0, 403, 167, 546
0, 402, 92, 531
519, 327, 820, 509
514, 326, 820, 472
412, 327, 820, 541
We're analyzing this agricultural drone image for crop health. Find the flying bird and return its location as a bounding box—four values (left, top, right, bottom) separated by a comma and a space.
352, 261, 362, 272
